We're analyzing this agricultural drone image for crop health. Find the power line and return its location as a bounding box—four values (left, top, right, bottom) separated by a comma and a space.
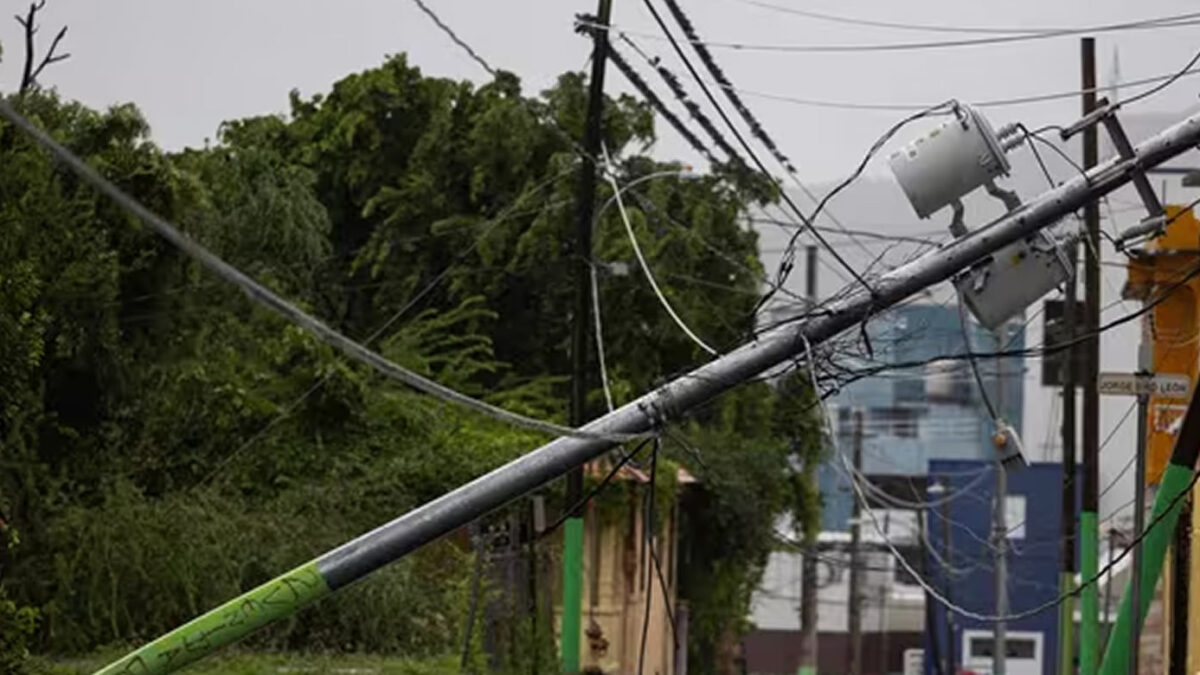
703, 66, 1200, 113
581, 13, 1200, 54
0, 99, 649, 443
726, 0, 1200, 36
607, 41, 718, 165
602, 143, 719, 355
636, 0, 873, 296
659, 0, 793, 173
618, 32, 749, 168
634, 4, 877, 264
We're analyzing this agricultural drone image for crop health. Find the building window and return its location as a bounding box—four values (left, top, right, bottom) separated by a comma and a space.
868, 406, 919, 438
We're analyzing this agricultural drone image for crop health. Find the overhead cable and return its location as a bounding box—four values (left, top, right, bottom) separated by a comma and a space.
727, 0, 1200, 36
0, 99, 648, 443
607, 41, 719, 165
637, 0, 873, 296
579, 14, 1200, 54
602, 144, 720, 356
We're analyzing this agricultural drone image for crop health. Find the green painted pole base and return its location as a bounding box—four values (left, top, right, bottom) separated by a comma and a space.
797, 667, 817, 675
92, 561, 329, 675
1100, 463, 1193, 675
1060, 573, 1076, 675
561, 517, 584, 673
1081, 511, 1099, 675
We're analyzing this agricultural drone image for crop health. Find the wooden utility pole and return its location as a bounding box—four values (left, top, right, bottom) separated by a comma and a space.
798, 244, 819, 675
564, 0, 613, 671
1060, 243, 1079, 675
1079, 36, 1102, 675
847, 410, 864, 675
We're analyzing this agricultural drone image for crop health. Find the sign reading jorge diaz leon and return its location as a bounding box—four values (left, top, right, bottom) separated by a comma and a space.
1097, 372, 1191, 398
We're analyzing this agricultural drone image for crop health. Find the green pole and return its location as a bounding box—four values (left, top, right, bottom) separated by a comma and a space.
561, 518, 585, 673
1060, 573, 1076, 675
93, 562, 329, 675
1100, 463, 1193, 674
1098, 375, 1200, 675
1080, 512, 1099, 675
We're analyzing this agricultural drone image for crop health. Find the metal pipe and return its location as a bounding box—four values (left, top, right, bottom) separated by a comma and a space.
93, 108, 1200, 675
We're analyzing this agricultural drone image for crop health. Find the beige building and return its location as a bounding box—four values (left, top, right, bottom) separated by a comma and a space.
561, 462, 696, 675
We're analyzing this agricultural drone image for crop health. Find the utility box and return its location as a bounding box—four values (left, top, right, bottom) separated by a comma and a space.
956, 233, 1074, 331
888, 104, 1011, 219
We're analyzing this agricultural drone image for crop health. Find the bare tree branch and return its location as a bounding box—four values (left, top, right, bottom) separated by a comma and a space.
15, 0, 68, 95
30, 26, 70, 83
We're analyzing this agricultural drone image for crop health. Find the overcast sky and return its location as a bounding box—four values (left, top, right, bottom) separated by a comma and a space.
4, 0, 1200, 521
4, 0, 1200, 179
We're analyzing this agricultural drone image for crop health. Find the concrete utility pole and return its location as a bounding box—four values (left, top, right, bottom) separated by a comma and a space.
1079, 36, 1102, 675
798, 244, 819, 675
76, 99, 1200, 675
564, 0, 613, 671
847, 410, 864, 675
993, 330, 1009, 675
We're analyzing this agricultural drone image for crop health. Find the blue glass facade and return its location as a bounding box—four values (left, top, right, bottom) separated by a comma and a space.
818, 303, 1026, 532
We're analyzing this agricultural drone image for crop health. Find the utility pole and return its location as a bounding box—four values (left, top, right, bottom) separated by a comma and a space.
942, 486, 956, 675
1130, 326, 1150, 675
81, 99, 1200, 675
798, 244, 819, 675
993, 329, 1009, 675
564, 1, 613, 671
1079, 36, 1102, 675
847, 409, 864, 675
1060, 243, 1079, 675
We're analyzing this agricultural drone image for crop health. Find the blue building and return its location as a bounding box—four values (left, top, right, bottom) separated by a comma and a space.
819, 303, 1026, 532
924, 459, 1066, 675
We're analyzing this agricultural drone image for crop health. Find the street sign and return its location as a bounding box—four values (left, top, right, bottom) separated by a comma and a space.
1097, 372, 1191, 398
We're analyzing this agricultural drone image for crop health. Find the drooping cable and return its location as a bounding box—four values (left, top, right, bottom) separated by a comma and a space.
602, 143, 719, 356
202, 167, 579, 482
0, 99, 648, 443
591, 263, 617, 412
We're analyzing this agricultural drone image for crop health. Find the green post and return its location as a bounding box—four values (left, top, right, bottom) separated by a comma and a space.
562, 517, 584, 673
1080, 511, 1099, 675
1060, 573, 1076, 675
1099, 463, 1193, 675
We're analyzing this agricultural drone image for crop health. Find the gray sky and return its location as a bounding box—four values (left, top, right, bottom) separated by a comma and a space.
4, 0, 1200, 180
4, 0, 1200, 519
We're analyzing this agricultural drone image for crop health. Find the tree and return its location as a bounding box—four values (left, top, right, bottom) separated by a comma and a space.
0, 55, 821, 671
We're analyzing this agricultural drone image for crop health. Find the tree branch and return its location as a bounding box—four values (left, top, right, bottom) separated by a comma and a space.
30, 26, 70, 83
15, 0, 68, 95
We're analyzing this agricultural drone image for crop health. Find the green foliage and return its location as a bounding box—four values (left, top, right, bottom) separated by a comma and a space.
1, 525, 40, 675
0, 51, 821, 672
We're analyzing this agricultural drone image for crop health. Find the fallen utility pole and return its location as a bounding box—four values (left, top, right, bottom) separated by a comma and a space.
92, 110, 1200, 675
564, 0, 614, 670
